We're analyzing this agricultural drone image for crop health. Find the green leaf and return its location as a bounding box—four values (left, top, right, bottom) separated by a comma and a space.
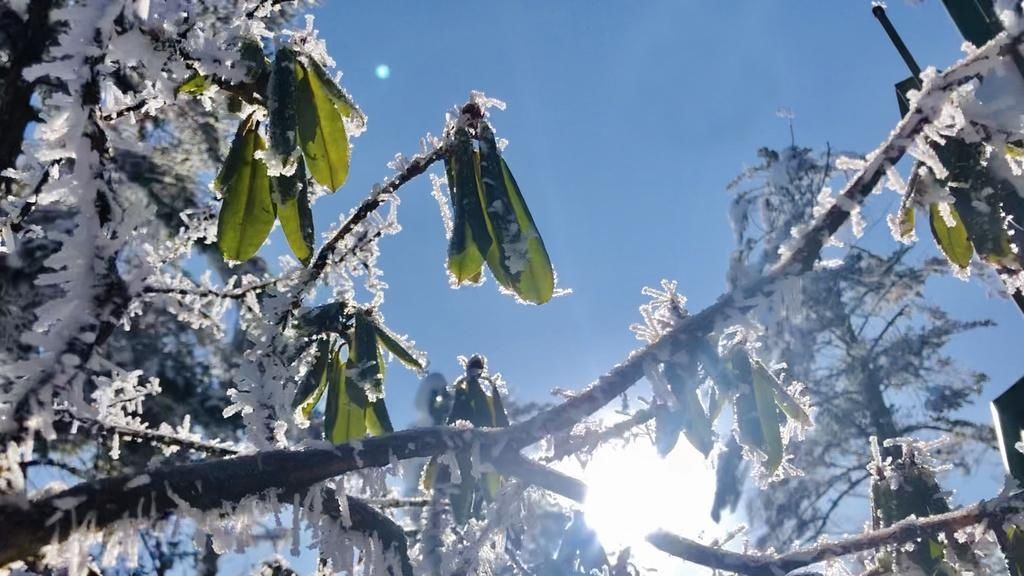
896, 196, 916, 240
420, 457, 438, 491
350, 312, 385, 391
929, 203, 973, 269
696, 341, 736, 422
487, 380, 511, 428
323, 313, 394, 444
731, 352, 764, 450
952, 188, 1014, 264
274, 159, 315, 266
444, 375, 506, 505
268, 47, 299, 158
449, 452, 479, 523
751, 360, 811, 427
477, 122, 554, 304
1001, 525, 1024, 576
214, 115, 250, 192
664, 364, 714, 458
176, 73, 209, 96
448, 376, 485, 426
216, 115, 276, 262
750, 358, 785, 475
295, 59, 350, 191
325, 345, 366, 443
446, 129, 489, 284
350, 312, 393, 435
483, 380, 509, 497
293, 338, 330, 418
366, 314, 426, 372
303, 57, 366, 128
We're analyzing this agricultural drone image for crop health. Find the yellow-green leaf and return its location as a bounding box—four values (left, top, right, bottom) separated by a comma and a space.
477, 122, 554, 304
176, 73, 209, 96
751, 360, 811, 427
214, 115, 252, 192
750, 360, 785, 475
486, 380, 511, 428
217, 115, 275, 262
303, 58, 366, 128
897, 197, 915, 240
323, 331, 392, 445
295, 60, 349, 191
420, 457, 439, 491
446, 129, 489, 284
325, 346, 365, 443
367, 315, 426, 372
350, 313, 393, 435
275, 159, 314, 266
1002, 524, 1024, 576
929, 203, 973, 269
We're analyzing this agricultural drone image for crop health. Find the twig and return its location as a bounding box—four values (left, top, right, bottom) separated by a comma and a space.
57, 410, 241, 457
543, 406, 658, 463
363, 497, 431, 508
141, 277, 279, 301
283, 145, 447, 319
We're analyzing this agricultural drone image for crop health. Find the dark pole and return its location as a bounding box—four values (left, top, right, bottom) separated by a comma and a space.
872, 5, 923, 83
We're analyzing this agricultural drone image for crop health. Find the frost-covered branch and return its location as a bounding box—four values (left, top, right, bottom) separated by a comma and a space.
56, 410, 241, 457
543, 405, 658, 463
0, 425, 492, 566
508, 24, 1024, 453
498, 452, 1024, 576
284, 144, 449, 317
364, 497, 431, 508
650, 486, 1023, 576
141, 279, 280, 301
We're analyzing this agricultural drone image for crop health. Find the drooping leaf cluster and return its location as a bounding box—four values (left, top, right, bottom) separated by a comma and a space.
422, 355, 511, 523
292, 306, 424, 444
203, 46, 364, 264
444, 103, 555, 304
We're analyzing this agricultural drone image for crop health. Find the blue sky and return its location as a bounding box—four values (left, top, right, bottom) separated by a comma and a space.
297, 1, 1022, 505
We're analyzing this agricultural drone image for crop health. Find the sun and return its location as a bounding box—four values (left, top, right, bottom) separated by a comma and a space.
577, 438, 719, 552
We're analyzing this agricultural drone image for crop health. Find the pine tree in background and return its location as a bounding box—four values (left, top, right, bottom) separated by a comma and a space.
721, 146, 995, 546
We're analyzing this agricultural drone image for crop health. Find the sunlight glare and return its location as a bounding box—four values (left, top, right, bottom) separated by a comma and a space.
579, 439, 718, 551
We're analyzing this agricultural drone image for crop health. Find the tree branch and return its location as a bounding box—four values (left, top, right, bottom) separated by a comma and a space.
4, 21, 1020, 574
498, 453, 1024, 576
0, 425, 467, 566
284, 145, 447, 318
508, 24, 1024, 453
